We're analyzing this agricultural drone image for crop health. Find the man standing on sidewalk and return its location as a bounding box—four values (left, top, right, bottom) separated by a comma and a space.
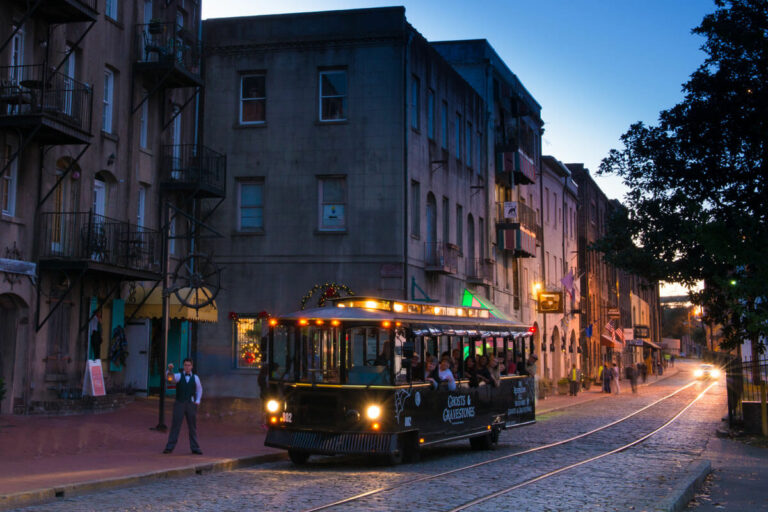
163, 358, 203, 455
568, 364, 581, 396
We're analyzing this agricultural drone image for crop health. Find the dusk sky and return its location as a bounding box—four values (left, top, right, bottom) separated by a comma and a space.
202, 1, 715, 296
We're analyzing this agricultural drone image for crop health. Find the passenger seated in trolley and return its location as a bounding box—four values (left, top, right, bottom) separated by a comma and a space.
476, 355, 494, 386
429, 355, 456, 390
464, 356, 480, 387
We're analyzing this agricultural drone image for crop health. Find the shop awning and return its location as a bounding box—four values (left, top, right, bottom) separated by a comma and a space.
125, 285, 218, 323
643, 339, 662, 350
600, 334, 623, 349
461, 289, 514, 322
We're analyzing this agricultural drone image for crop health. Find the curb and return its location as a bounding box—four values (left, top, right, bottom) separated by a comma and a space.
656, 459, 711, 512
0, 452, 287, 511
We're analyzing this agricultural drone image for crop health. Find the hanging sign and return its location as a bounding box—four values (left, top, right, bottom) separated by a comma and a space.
83, 359, 106, 396
537, 291, 563, 313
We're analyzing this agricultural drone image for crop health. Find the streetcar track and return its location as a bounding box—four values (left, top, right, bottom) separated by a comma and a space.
302, 379, 707, 512
448, 381, 717, 511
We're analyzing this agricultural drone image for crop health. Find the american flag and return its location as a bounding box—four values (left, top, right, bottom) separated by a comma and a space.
615, 326, 625, 344
604, 321, 616, 343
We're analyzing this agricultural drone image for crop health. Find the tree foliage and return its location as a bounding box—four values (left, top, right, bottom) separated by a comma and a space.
596, 0, 768, 351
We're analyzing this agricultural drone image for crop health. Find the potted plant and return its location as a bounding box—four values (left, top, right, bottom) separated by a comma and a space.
581, 375, 592, 391
148, 18, 164, 35
557, 377, 570, 395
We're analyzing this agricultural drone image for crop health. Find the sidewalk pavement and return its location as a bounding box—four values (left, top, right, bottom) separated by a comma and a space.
0, 367, 680, 510
0, 397, 281, 510
537, 365, 680, 415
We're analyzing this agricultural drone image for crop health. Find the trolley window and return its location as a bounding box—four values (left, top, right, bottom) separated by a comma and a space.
270, 325, 295, 380
299, 326, 342, 384
346, 327, 392, 385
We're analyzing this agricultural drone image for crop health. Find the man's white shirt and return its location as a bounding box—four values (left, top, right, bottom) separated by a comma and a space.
170, 372, 203, 404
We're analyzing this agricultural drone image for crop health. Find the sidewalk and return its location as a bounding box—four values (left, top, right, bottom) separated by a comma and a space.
0, 367, 681, 510
0, 397, 282, 510
537, 366, 680, 415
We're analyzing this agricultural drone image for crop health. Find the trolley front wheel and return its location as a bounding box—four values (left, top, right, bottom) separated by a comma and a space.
288, 449, 310, 465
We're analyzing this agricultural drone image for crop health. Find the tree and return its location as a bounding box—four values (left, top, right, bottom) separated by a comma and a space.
596, 0, 768, 355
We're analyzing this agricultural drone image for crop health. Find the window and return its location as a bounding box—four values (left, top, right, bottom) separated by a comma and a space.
545, 187, 550, 224
168, 216, 176, 255
410, 75, 420, 130
553, 193, 558, 227
427, 89, 435, 139
137, 185, 146, 230
240, 74, 266, 124
319, 70, 347, 121
238, 180, 264, 231
410, 180, 420, 237
456, 204, 463, 252
234, 316, 264, 369
319, 176, 346, 231
442, 196, 449, 243
441, 101, 448, 149
139, 88, 149, 148
455, 113, 462, 160
102, 69, 114, 133
466, 122, 472, 167
105, 0, 118, 21
9, 27, 24, 73
477, 130, 482, 172
1, 145, 18, 216
478, 217, 484, 259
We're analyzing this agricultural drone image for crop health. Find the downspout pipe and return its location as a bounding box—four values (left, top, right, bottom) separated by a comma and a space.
402, 27, 413, 300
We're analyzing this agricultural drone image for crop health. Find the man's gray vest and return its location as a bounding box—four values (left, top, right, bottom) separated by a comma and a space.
176, 373, 197, 403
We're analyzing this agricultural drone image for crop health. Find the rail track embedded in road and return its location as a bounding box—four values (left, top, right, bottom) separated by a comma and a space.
302, 380, 716, 512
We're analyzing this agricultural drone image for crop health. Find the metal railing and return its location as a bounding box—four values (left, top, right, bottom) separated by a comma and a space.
38, 212, 161, 274
467, 258, 495, 282
723, 353, 768, 427
0, 64, 92, 133
135, 22, 201, 76
424, 242, 459, 274
161, 144, 226, 195
73, 0, 98, 10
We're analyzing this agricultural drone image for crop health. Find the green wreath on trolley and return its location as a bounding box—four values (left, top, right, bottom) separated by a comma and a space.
300, 282, 355, 310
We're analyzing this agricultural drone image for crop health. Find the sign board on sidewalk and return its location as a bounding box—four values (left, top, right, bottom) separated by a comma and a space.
83, 359, 106, 396
623, 328, 634, 342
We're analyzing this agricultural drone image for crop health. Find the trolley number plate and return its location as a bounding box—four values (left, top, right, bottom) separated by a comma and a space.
282, 412, 293, 423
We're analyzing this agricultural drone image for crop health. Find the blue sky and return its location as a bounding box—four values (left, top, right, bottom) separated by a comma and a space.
203, 1, 715, 202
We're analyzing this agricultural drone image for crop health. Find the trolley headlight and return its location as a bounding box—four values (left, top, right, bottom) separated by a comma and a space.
366, 404, 382, 420
266, 399, 281, 413
710, 369, 721, 378
693, 369, 704, 378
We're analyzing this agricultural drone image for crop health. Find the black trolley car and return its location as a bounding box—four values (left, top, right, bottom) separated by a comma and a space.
263, 297, 536, 464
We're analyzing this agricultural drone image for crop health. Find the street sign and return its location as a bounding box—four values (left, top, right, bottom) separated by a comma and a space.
634, 325, 650, 338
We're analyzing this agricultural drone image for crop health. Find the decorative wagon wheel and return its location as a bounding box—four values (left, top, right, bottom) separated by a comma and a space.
170, 253, 222, 309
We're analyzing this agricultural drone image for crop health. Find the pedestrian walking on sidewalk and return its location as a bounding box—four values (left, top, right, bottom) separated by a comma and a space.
640, 361, 648, 383
626, 364, 638, 393
610, 363, 621, 394
163, 358, 203, 455
600, 362, 612, 393
568, 364, 581, 396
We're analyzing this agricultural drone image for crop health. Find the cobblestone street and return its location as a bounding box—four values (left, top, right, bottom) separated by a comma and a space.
12, 365, 725, 512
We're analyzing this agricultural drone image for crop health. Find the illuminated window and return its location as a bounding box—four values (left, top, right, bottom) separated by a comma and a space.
234, 316, 264, 369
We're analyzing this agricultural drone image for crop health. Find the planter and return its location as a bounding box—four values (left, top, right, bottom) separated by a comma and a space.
582, 378, 592, 391
557, 380, 569, 395
148, 22, 164, 35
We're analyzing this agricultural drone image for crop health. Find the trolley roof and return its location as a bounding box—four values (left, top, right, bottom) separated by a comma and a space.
277, 297, 531, 336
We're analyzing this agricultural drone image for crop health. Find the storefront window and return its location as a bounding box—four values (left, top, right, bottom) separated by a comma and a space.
234, 316, 264, 369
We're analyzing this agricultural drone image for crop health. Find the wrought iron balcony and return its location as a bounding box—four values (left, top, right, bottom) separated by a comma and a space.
9, 0, 98, 23
466, 258, 495, 285
160, 144, 226, 198
134, 23, 202, 87
424, 242, 459, 274
37, 212, 161, 279
495, 148, 537, 185
0, 64, 92, 144
495, 201, 541, 237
